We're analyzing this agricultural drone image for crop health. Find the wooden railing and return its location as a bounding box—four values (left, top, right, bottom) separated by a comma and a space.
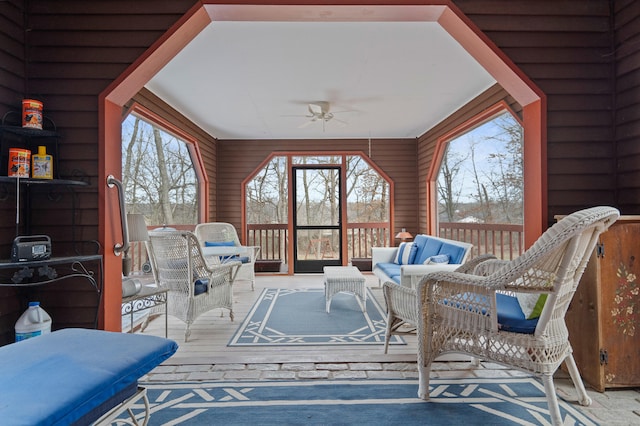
439, 222, 524, 260
129, 222, 523, 274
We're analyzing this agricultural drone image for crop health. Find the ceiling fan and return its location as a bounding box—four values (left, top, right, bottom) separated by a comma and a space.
297, 101, 347, 131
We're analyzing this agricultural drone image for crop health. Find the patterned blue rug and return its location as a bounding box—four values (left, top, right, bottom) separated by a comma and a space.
121, 378, 597, 425
228, 288, 404, 346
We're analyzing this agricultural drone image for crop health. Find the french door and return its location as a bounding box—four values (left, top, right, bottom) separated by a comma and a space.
292, 166, 342, 273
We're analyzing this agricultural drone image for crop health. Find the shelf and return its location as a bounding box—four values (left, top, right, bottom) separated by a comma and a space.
0, 125, 58, 138
0, 177, 88, 186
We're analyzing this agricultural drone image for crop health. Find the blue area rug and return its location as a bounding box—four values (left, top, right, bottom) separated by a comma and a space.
228, 288, 404, 346
121, 378, 597, 425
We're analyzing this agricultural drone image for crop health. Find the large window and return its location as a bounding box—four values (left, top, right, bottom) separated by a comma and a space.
435, 108, 524, 258
121, 113, 200, 225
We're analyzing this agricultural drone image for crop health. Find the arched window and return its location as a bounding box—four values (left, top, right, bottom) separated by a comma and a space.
121, 111, 202, 226
433, 106, 524, 259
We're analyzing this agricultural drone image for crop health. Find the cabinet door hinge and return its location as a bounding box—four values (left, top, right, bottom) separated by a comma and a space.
596, 243, 605, 258
599, 349, 608, 365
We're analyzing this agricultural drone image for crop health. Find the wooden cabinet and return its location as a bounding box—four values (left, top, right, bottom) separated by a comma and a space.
564, 216, 640, 392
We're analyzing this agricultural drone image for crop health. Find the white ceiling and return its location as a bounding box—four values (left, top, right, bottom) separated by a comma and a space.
146, 21, 496, 140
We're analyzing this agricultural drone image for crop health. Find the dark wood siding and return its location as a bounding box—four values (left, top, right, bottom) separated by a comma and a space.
614, 0, 640, 213
456, 0, 616, 219
216, 138, 418, 234
0, 0, 195, 344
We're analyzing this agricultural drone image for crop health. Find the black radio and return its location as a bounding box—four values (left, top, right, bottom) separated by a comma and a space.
11, 235, 52, 262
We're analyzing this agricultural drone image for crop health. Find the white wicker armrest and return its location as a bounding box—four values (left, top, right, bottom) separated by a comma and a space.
372, 247, 398, 266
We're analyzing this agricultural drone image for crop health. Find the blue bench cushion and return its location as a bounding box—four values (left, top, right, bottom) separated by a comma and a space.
377, 263, 402, 283
0, 328, 178, 425
414, 237, 444, 264
437, 242, 466, 264
205, 240, 235, 247
223, 255, 251, 264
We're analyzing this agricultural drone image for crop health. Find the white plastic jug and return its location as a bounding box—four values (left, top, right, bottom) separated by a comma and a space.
15, 301, 52, 342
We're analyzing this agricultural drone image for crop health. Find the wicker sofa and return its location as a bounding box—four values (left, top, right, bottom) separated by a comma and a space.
372, 234, 472, 288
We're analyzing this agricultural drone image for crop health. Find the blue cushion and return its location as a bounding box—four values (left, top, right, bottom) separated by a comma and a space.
415, 238, 444, 264
223, 255, 251, 264
424, 254, 449, 264
194, 278, 209, 295
438, 242, 466, 264
394, 242, 417, 265
443, 293, 538, 334
412, 235, 429, 262
0, 328, 178, 425
205, 240, 235, 247
377, 262, 402, 284
496, 293, 539, 334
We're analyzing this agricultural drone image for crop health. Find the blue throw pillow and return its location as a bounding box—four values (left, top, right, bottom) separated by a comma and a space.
394, 242, 417, 265
423, 254, 449, 264
205, 241, 236, 247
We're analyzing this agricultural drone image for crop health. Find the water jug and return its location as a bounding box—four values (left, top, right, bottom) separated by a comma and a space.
15, 301, 52, 342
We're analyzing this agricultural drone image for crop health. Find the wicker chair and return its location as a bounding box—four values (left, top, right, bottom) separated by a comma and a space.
415, 206, 619, 425
194, 222, 260, 291
382, 254, 496, 354
148, 230, 240, 342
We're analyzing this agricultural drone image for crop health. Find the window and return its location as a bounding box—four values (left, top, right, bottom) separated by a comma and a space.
435, 108, 524, 259
121, 113, 200, 225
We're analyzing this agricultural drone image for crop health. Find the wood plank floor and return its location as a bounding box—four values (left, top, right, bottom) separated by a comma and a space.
134, 273, 418, 366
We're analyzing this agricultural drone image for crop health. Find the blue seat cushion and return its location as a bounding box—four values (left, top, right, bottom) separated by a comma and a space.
415, 238, 444, 264
0, 328, 178, 425
496, 293, 539, 334
205, 240, 236, 247
194, 278, 209, 295
444, 293, 538, 334
437, 242, 466, 264
377, 262, 402, 284
223, 255, 251, 264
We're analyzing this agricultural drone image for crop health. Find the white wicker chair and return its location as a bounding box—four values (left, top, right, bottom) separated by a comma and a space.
148, 230, 240, 342
415, 206, 619, 425
194, 222, 260, 291
382, 254, 496, 354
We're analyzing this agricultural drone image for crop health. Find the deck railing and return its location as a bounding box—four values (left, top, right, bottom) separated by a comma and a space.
130, 222, 524, 274
439, 222, 524, 260
246, 222, 523, 262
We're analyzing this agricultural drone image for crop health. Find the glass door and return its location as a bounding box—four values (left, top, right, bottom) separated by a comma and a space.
292, 166, 342, 273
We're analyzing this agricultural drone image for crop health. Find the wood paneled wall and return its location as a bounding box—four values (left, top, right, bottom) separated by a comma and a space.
614, 0, 640, 213
215, 138, 418, 234
456, 0, 617, 219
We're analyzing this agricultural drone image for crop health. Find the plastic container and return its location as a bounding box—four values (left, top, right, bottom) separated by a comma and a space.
8, 148, 31, 177
22, 99, 43, 129
32, 145, 53, 179
15, 302, 52, 342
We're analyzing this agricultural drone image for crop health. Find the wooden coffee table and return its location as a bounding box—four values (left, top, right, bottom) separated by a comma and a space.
323, 266, 366, 313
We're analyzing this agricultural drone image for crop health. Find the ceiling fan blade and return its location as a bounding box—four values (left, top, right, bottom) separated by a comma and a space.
297, 120, 315, 129
308, 103, 323, 115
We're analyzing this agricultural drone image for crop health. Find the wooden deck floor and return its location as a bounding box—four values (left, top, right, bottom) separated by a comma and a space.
135, 273, 418, 366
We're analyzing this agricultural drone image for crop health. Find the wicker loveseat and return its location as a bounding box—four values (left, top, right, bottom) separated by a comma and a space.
372, 235, 473, 288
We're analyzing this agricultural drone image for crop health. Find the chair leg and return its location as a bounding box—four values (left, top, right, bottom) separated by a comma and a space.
541, 373, 562, 426
184, 325, 191, 342
384, 311, 394, 354
417, 360, 431, 400
565, 353, 592, 406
